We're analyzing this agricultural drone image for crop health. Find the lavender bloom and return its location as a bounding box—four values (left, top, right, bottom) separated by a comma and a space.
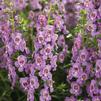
34, 53, 46, 70
40, 87, 51, 101
72, 34, 82, 61
57, 35, 66, 47
20, 77, 29, 92
0, 21, 10, 35
15, 55, 27, 72
8, 65, 17, 88
5, 42, 14, 55
50, 55, 57, 71
95, 60, 101, 78
87, 80, 99, 97
92, 96, 101, 101
70, 63, 83, 78
79, 48, 88, 63
29, 0, 42, 10
29, 75, 39, 90
27, 89, 34, 101
37, 31, 45, 44
46, 79, 54, 92
12, 32, 29, 53
65, 96, 77, 101
54, 16, 64, 31
77, 72, 88, 85
74, 34, 82, 49
70, 82, 81, 96
43, 44, 53, 57
36, 15, 47, 30
28, 10, 34, 20
87, 9, 97, 21
39, 65, 52, 81
58, 51, 65, 63
44, 25, 55, 43
12, 0, 27, 10
86, 21, 96, 34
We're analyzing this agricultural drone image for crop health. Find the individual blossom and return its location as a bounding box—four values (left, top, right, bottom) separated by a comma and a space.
27, 88, 35, 101
34, 53, 46, 70
20, 77, 29, 92
92, 96, 101, 101
11, 32, 29, 53
87, 80, 99, 97
12, 0, 27, 10
87, 9, 97, 21
64, 96, 77, 101
58, 51, 65, 63
70, 82, 81, 96
39, 65, 52, 81
44, 25, 55, 43
95, 59, 101, 78
29, 74, 39, 90
77, 72, 88, 85
45, 79, 54, 93
8, 64, 17, 88
28, 10, 35, 20
36, 14, 47, 30
54, 16, 64, 31
29, 0, 42, 10
50, 55, 57, 71
57, 35, 66, 47
79, 48, 88, 63
70, 63, 83, 78
15, 55, 27, 72
40, 87, 51, 101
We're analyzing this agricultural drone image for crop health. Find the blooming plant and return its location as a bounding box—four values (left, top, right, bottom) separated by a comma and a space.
0, 0, 101, 101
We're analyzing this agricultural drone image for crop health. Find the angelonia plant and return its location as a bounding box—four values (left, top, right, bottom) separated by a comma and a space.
0, 0, 101, 101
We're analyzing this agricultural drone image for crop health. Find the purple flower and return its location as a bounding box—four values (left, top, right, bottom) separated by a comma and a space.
12, 0, 27, 10
92, 96, 100, 101
37, 31, 45, 44
79, 48, 88, 62
15, 55, 27, 72
5, 42, 14, 55
29, 0, 42, 10
20, 77, 29, 91
50, 55, 57, 71
46, 79, 54, 92
12, 32, 28, 52
8, 65, 17, 87
37, 15, 47, 29
87, 80, 99, 97
77, 72, 88, 85
29, 75, 39, 90
58, 51, 65, 63
87, 9, 97, 21
39, 65, 52, 81
27, 89, 34, 101
64, 96, 77, 101
95, 59, 101, 78
40, 87, 51, 101
43, 44, 53, 58
71, 63, 83, 78
28, 10, 34, 20
70, 82, 81, 96
34, 53, 46, 70
57, 35, 65, 47
54, 16, 64, 30
44, 25, 55, 42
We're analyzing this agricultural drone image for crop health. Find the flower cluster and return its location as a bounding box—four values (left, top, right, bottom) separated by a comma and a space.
83, 0, 101, 36
0, 0, 68, 101
0, 0, 101, 101
65, 0, 101, 100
